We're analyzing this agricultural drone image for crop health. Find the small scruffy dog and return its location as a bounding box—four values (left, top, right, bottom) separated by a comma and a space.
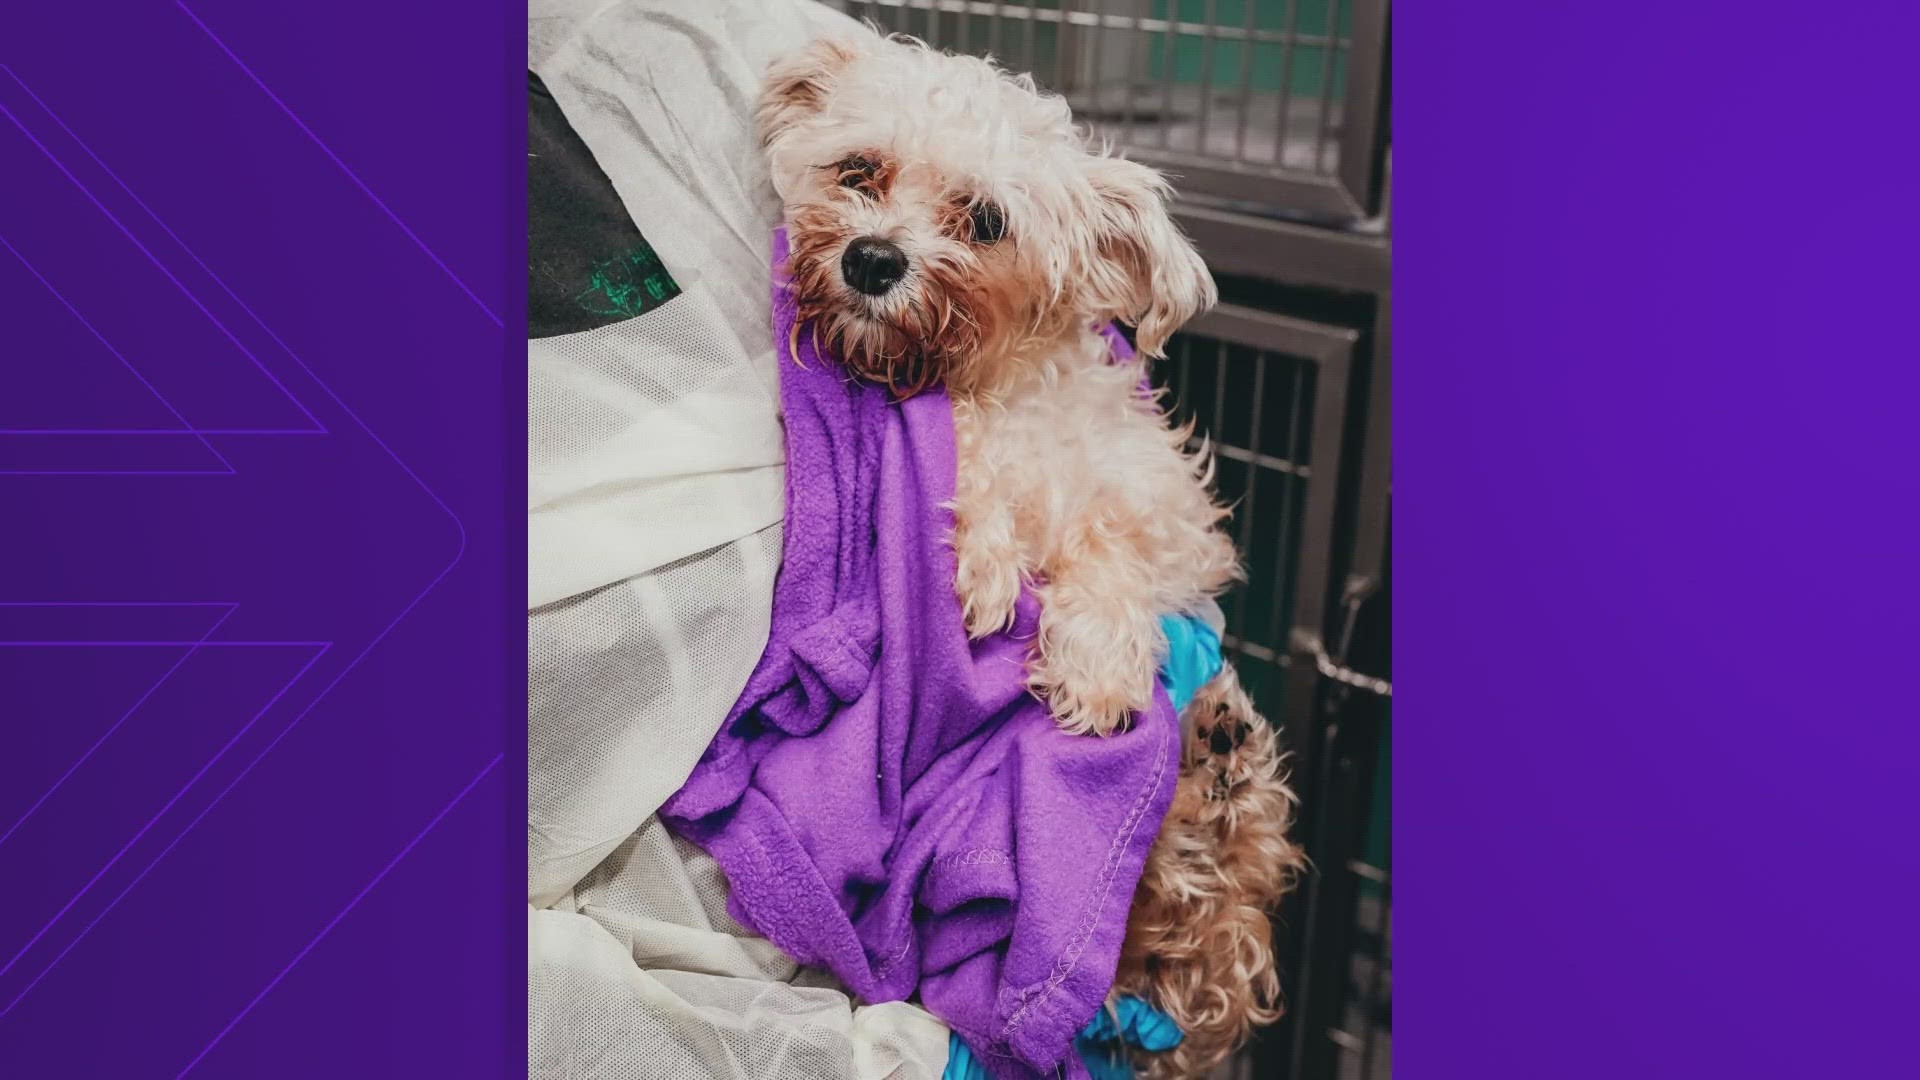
762, 32, 1233, 738
760, 32, 1304, 1074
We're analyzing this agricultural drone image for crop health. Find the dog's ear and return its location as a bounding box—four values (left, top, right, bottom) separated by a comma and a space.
758, 36, 865, 146
1085, 156, 1217, 357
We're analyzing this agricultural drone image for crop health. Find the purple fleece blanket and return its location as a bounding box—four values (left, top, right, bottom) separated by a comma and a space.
660, 231, 1180, 1080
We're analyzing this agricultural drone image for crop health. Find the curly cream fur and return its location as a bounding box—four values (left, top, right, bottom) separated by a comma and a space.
1116, 667, 1307, 1078
951, 349, 1238, 735
762, 30, 1225, 735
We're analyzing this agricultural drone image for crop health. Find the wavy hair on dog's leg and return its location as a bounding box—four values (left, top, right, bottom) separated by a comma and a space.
1115, 664, 1307, 1078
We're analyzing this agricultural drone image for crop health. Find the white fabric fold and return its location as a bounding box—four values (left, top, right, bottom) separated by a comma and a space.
527, 3, 950, 1077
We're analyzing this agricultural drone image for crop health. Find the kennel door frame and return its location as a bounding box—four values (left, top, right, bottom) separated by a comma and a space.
1262, 550, 1391, 1080
1121, 0, 1389, 222
1176, 301, 1354, 772
1177, 202, 1391, 294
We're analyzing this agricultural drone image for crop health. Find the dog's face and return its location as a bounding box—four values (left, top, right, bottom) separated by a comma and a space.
760, 35, 1215, 397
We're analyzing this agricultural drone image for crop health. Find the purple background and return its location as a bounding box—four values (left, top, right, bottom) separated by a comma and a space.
1401, 2, 1919, 1077
1, 1, 515, 1077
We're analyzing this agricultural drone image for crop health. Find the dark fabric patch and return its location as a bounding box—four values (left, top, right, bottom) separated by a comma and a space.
528, 71, 680, 338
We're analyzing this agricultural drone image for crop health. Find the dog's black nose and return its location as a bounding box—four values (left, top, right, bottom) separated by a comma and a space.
841, 236, 908, 296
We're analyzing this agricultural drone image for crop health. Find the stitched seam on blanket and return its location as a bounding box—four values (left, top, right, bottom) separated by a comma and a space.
892, 847, 1015, 980
934, 847, 1014, 869
995, 715, 1173, 1043
874, 790, 999, 979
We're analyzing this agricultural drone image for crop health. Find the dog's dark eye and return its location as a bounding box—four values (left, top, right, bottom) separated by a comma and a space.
969, 201, 1007, 245
835, 155, 879, 189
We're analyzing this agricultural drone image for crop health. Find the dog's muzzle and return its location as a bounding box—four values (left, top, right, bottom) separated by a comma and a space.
842, 236, 908, 297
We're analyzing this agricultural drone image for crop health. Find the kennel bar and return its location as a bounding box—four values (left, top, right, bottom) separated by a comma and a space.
1346, 292, 1389, 582
1258, 539, 1390, 1080
839, 0, 1392, 222
1157, 302, 1352, 786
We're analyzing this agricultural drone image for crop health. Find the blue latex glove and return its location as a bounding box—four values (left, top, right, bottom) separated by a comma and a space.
943, 1035, 984, 1080
1077, 995, 1184, 1052
1158, 612, 1223, 714
942, 997, 1183, 1080
1077, 995, 1185, 1079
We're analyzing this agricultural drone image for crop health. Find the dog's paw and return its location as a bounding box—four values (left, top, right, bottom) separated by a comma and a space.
1030, 595, 1162, 736
1184, 667, 1272, 785
955, 546, 1023, 639
1192, 694, 1260, 800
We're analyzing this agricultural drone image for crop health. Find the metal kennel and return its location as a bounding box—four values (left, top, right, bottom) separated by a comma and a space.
827, 3, 1393, 1077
